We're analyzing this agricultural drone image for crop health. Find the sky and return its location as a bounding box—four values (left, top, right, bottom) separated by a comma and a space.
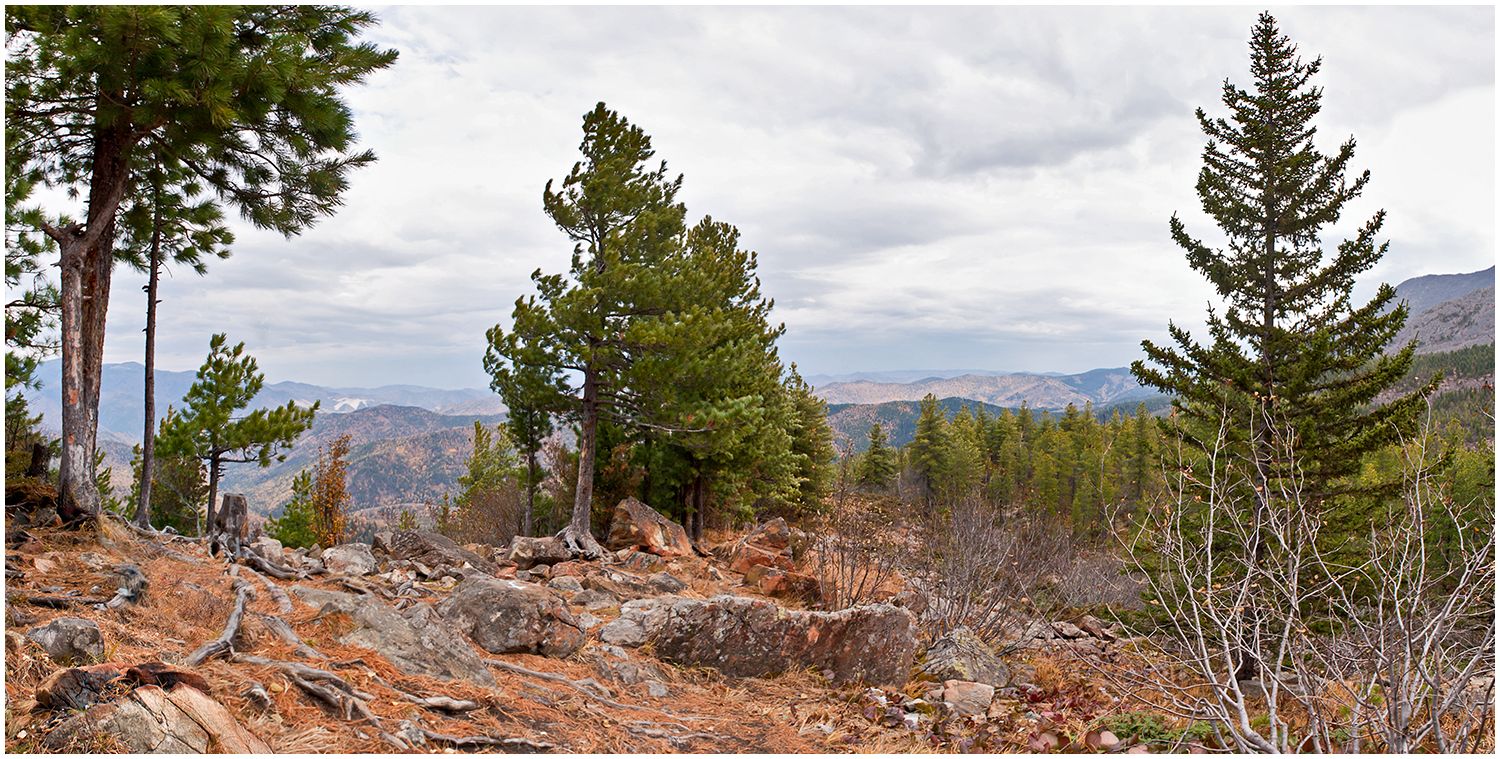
78, 6, 1495, 389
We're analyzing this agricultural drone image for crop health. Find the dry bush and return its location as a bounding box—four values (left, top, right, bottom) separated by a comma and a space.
1111, 398, 1495, 753
912, 495, 1074, 649
812, 496, 903, 611
1053, 548, 1145, 611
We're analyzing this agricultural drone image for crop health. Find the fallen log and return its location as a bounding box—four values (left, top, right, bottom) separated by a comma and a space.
242, 566, 293, 614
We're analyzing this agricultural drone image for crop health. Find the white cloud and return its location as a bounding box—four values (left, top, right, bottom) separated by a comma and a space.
82, 6, 1493, 387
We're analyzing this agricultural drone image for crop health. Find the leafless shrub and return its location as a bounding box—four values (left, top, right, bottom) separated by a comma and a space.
814, 443, 904, 610
1054, 548, 1145, 610
912, 495, 1073, 650
812, 497, 903, 611
1109, 398, 1494, 753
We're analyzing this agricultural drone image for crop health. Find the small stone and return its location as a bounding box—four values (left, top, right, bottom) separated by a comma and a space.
941, 679, 995, 717
548, 576, 584, 593
643, 680, 669, 699
322, 543, 378, 576
573, 589, 618, 611
27, 618, 104, 665
646, 572, 686, 593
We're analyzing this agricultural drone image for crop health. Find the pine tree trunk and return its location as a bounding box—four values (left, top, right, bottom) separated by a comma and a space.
563, 368, 603, 557
522, 447, 537, 538
134, 176, 164, 528
57, 118, 133, 520
206, 455, 222, 539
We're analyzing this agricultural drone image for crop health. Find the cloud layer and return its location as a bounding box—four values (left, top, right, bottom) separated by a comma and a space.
85, 6, 1494, 388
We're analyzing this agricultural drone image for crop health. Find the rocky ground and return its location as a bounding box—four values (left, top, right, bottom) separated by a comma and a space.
5, 496, 1145, 754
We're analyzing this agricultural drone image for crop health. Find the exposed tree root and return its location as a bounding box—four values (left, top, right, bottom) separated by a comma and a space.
25, 595, 113, 608
243, 566, 293, 614
558, 525, 604, 560
186, 579, 252, 666
238, 550, 299, 581
485, 658, 710, 720
254, 613, 327, 660
400, 692, 483, 713
403, 724, 555, 753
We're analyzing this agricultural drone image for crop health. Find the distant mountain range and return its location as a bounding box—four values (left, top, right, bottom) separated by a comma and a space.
25, 360, 504, 446
1391, 266, 1494, 320
24, 267, 1492, 515
813, 366, 1161, 409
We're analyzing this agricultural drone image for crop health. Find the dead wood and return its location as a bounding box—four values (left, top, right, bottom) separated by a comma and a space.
254, 613, 327, 660
243, 566, 293, 614
186, 579, 252, 666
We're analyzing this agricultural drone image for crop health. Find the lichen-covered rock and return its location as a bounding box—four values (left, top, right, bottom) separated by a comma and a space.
435, 576, 584, 658
604, 594, 917, 686
321, 543, 377, 576
508, 536, 573, 570
382, 531, 496, 573
919, 626, 1011, 688
292, 586, 495, 686
605, 498, 694, 557
27, 617, 103, 665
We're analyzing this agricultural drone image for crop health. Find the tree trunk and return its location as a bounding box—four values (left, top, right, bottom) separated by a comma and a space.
135, 173, 164, 528
522, 447, 537, 538
206, 455, 222, 539
57, 117, 133, 520
690, 470, 707, 543
562, 368, 603, 557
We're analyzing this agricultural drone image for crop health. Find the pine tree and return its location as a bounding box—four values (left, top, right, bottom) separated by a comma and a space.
157, 334, 317, 532
118, 149, 233, 528
482, 356, 558, 538
783, 366, 837, 516
857, 423, 899, 492
265, 470, 317, 548
1131, 12, 1431, 501
5, 6, 396, 518
486, 103, 687, 557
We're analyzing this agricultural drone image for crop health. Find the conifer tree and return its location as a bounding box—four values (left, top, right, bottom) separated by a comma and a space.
119, 149, 233, 528
483, 357, 558, 538
157, 334, 317, 532
265, 470, 316, 548
783, 366, 837, 515
857, 423, 898, 492
1132, 12, 1431, 500
486, 103, 688, 557
5, 6, 396, 518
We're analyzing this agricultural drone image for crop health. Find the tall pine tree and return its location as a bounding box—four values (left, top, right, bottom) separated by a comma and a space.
1131, 12, 1431, 502
5, 6, 396, 518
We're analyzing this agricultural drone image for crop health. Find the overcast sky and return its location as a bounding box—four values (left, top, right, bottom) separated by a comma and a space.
89, 6, 1495, 389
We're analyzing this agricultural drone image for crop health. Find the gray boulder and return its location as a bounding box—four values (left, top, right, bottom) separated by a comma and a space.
321, 543, 377, 576
435, 576, 584, 658
292, 586, 495, 687
27, 617, 103, 665
380, 530, 496, 573
919, 626, 1011, 688
508, 536, 573, 570
44, 683, 270, 754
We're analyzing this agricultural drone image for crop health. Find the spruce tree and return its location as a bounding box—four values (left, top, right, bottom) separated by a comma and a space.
1131, 12, 1431, 501
5, 6, 396, 518
156, 334, 317, 532
265, 470, 316, 549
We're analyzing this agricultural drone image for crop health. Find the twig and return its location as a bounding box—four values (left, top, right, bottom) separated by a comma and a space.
186, 580, 252, 666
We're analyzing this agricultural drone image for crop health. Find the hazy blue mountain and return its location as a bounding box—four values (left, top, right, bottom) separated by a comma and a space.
24, 360, 504, 445
1392, 266, 1494, 318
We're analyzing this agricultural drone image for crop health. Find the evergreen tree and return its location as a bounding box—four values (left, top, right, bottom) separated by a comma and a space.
5, 6, 396, 518
783, 366, 837, 515
857, 423, 898, 492
485, 103, 688, 557
265, 470, 316, 548
482, 356, 557, 538
631, 218, 795, 537
118, 149, 233, 528
1131, 12, 1431, 501
157, 334, 317, 531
